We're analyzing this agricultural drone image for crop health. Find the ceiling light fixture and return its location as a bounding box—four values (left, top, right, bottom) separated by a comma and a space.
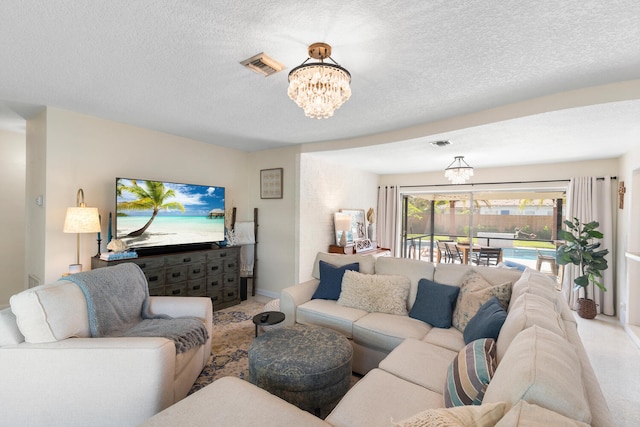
444, 156, 474, 184
287, 42, 351, 119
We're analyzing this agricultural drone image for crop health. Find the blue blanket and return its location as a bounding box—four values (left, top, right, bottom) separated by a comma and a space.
66, 263, 208, 353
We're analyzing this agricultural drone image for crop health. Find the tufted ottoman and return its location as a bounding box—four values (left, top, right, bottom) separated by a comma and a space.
248, 324, 352, 414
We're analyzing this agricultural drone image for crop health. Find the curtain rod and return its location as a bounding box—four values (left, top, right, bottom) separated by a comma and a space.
399, 176, 617, 189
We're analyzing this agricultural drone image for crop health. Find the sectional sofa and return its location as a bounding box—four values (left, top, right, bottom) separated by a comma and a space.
144, 251, 613, 426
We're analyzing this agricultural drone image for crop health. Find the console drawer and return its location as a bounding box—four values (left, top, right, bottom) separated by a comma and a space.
165, 252, 207, 267
144, 268, 166, 288
166, 283, 187, 297
188, 263, 206, 280
187, 278, 207, 296
165, 266, 188, 284
206, 259, 224, 276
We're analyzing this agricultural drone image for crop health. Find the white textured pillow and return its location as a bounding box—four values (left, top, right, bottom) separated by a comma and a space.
9, 280, 90, 343
394, 401, 507, 427
338, 270, 411, 315
484, 326, 591, 424
0, 307, 25, 346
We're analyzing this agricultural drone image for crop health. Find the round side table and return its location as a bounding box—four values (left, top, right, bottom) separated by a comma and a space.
252, 311, 285, 337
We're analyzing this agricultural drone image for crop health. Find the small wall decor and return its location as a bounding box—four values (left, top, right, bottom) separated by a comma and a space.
619, 180, 626, 209
260, 168, 283, 199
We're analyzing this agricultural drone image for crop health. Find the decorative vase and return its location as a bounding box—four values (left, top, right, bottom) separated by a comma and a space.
577, 298, 597, 319
368, 224, 375, 241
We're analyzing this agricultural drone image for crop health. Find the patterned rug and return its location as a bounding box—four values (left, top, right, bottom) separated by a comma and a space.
189, 300, 268, 394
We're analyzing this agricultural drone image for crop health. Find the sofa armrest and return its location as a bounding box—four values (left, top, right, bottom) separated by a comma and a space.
280, 279, 319, 326
147, 296, 213, 358
0, 337, 175, 426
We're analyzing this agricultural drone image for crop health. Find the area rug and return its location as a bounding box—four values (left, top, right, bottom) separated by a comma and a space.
188, 299, 267, 394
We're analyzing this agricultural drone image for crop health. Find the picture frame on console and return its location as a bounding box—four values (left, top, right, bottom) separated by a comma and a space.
334, 209, 366, 245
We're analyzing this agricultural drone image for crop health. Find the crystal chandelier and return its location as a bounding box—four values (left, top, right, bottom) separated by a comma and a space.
444, 156, 474, 184
287, 42, 351, 119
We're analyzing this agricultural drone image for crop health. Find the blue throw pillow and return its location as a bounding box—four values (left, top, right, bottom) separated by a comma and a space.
311, 261, 359, 300
409, 278, 460, 328
463, 296, 507, 344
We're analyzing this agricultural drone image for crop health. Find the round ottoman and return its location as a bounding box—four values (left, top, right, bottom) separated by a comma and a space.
248, 324, 352, 414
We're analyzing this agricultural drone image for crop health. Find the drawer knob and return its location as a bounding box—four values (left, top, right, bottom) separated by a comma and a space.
183, 257, 191, 263
172, 272, 181, 278
172, 289, 181, 295
193, 268, 201, 274
149, 276, 158, 282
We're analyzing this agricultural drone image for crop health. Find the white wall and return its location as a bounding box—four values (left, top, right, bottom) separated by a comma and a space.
618, 145, 640, 328
26, 108, 250, 284
0, 130, 26, 305
247, 146, 299, 298
298, 154, 379, 282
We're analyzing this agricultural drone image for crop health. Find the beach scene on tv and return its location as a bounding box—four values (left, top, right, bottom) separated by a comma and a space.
116, 178, 225, 250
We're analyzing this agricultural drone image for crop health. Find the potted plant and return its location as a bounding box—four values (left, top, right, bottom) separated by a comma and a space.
556, 217, 609, 319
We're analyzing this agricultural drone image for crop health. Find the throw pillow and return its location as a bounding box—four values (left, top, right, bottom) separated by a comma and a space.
337, 270, 411, 315
444, 338, 497, 407
452, 270, 511, 332
311, 261, 359, 300
393, 401, 507, 427
408, 278, 460, 328
463, 296, 507, 344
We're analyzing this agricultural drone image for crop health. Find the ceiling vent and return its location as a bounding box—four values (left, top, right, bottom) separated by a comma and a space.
240, 53, 285, 77
430, 140, 451, 147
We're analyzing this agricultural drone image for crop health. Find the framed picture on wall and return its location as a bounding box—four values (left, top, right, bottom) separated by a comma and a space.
260, 168, 283, 199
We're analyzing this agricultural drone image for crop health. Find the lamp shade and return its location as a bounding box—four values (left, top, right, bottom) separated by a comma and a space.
63, 207, 101, 233
335, 213, 352, 232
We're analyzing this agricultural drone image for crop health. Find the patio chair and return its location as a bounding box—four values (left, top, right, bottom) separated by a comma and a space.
536, 249, 558, 275
445, 242, 464, 263
436, 240, 453, 263
471, 247, 502, 266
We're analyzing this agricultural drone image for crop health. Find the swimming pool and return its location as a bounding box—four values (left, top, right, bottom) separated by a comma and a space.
502, 247, 555, 260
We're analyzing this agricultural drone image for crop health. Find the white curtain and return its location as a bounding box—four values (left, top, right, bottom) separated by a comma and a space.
562, 177, 615, 315
377, 186, 398, 254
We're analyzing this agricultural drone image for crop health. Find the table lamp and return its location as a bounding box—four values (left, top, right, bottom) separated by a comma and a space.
63, 188, 101, 273
335, 213, 352, 247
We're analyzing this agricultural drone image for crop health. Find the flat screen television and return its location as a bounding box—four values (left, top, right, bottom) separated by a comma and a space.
115, 177, 225, 255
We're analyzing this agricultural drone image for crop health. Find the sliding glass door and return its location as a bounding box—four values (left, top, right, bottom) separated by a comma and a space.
401, 189, 565, 271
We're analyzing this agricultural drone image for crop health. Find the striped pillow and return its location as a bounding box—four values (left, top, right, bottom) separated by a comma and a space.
444, 338, 497, 407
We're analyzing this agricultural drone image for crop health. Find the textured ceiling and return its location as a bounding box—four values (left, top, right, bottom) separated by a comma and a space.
1, 0, 639, 174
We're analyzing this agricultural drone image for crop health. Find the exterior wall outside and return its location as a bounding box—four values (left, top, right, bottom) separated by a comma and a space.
0, 130, 26, 305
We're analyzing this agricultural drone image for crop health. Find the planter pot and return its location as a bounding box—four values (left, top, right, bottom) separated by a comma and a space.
577, 298, 597, 319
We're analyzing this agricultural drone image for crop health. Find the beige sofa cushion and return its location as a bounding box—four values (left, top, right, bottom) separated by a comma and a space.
311, 252, 376, 279
393, 401, 507, 427
297, 299, 367, 339
10, 280, 90, 343
484, 326, 591, 424
338, 271, 410, 315
452, 270, 511, 332
511, 268, 575, 322
380, 338, 457, 394
353, 313, 431, 353
326, 368, 444, 427
496, 293, 566, 363
0, 307, 24, 346
496, 400, 590, 427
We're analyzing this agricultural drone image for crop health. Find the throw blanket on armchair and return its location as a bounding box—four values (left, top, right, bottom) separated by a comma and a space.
66, 263, 208, 353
